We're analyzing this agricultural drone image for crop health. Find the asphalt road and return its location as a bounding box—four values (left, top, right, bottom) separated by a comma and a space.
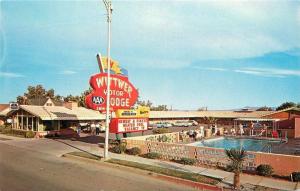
0, 142, 196, 191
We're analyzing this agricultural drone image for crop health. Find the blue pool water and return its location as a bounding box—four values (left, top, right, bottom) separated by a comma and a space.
189, 137, 280, 152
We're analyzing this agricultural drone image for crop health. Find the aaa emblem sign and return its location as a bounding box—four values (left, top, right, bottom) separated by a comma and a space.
85, 73, 138, 112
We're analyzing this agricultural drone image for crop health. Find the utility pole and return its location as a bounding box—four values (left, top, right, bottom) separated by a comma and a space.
103, 0, 112, 160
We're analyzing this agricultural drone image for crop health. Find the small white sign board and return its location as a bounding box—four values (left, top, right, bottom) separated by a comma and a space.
9, 102, 19, 110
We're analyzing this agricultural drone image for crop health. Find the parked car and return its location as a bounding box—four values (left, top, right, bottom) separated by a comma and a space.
147, 123, 154, 130
188, 120, 198, 126
174, 121, 191, 127
156, 122, 172, 128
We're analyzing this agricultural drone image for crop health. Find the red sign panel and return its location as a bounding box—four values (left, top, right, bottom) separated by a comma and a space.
85, 73, 138, 112
109, 118, 148, 133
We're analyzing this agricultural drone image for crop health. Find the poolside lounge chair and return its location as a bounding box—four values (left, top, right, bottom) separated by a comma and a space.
257, 129, 266, 137
272, 131, 279, 138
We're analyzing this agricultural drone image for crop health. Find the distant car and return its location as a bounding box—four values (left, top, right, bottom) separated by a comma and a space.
174, 121, 190, 127
188, 120, 198, 126
156, 122, 172, 128
147, 123, 154, 130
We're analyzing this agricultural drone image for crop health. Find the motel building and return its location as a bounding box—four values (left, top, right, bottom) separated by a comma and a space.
1, 98, 300, 139
0, 98, 104, 137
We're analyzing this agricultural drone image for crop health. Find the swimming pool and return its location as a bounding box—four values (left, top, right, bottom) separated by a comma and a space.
189, 137, 281, 152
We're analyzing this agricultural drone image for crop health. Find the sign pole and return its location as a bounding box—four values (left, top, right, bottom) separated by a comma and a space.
103, 0, 112, 160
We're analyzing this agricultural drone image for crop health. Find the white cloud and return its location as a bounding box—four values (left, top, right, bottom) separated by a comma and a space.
235, 67, 300, 78
193, 64, 300, 78
194, 66, 300, 78
0, 72, 24, 78
233, 69, 284, 78
59, 70, 77, 75
194, 67, 228, 72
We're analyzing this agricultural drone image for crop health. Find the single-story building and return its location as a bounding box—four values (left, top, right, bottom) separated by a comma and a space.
2, 98, 300, 138
6, 102, 104, 134
0, 104, 10, 125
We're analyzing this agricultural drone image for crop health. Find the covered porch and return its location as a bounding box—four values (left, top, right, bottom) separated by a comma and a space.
233, 118, 287, 139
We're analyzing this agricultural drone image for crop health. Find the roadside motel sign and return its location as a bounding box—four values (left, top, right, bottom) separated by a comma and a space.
109, 118, 148, 133
85, 56, 149, 134
85, 73, 138, 112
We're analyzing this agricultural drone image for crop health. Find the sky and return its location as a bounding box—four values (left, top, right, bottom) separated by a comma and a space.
0, 0, 299, 110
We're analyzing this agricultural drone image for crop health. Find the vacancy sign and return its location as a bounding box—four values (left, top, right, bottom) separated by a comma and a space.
109, 118, 148, 133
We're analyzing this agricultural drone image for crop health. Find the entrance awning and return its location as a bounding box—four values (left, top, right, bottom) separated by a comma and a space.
234, 118, 280, 122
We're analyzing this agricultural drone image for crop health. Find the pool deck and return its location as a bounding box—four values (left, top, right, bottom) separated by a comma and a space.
187, 135, 300, 156
272, 138, 300, 155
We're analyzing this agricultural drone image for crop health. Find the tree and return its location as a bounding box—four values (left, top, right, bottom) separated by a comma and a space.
78, 88, 93, 107
276, 102, 296, 111
203, 116, 218, 128
45, 89, 55, 98
17, 84, 62, 104
17, 96, 27, 105
151, 105, 168, 111
256, 106, 273, 111
136, 100, 153, 108
225, 149, 247, 190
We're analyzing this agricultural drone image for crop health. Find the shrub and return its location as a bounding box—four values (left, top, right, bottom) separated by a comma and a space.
11, 129, 27, 137
0, 125, 5, 132
109, 142, 127, 154
143, 152, 162, 159
256, 164, 274, 176
178, 157, 196, 165
25, 131, 35, 138
126, 147, 141, 156
152, 128, 170, 134
2, 128, 12, 134
291, 172, 300, 182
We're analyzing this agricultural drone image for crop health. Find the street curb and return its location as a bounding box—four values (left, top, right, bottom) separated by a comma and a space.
62, 153, 223, 191
62, 153, 104, 164
155, 174, 223, 191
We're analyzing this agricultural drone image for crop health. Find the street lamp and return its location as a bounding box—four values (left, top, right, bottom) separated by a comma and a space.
103, 0, 112, 159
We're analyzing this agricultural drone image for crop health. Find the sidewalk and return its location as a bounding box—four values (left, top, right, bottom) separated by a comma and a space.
55, 138, 298, 191
48, 138, 299, 191
107, 153, 298, 191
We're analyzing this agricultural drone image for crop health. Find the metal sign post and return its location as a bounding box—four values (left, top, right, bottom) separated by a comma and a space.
103, 0, 112, 160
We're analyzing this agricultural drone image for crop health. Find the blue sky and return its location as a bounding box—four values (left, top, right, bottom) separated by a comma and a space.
0, 1, 299, 110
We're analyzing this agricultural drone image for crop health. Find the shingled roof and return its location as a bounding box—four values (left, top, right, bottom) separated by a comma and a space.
0, 104, 10, 116
149, 110, 274, 119
15, 105, 105, 120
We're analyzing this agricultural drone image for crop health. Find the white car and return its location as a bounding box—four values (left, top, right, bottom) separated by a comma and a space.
156, 122, 172, 128
174, 121, 190, 127
188, 120, 198, 126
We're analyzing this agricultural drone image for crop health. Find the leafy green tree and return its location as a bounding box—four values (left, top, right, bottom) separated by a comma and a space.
151, 105, 168, 111
45, 89, 55, 98
64, 88, 93, 107
203, 116, 218, 127
17, 84, 62, 104
276, 102, 296, 111
17, 96, 27, 105
79, 88, 93, 107
256, 106, 273, 111
225, 149, 247, 190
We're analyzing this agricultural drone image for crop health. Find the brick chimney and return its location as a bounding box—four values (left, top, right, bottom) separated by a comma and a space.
64, 101, 78, 110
